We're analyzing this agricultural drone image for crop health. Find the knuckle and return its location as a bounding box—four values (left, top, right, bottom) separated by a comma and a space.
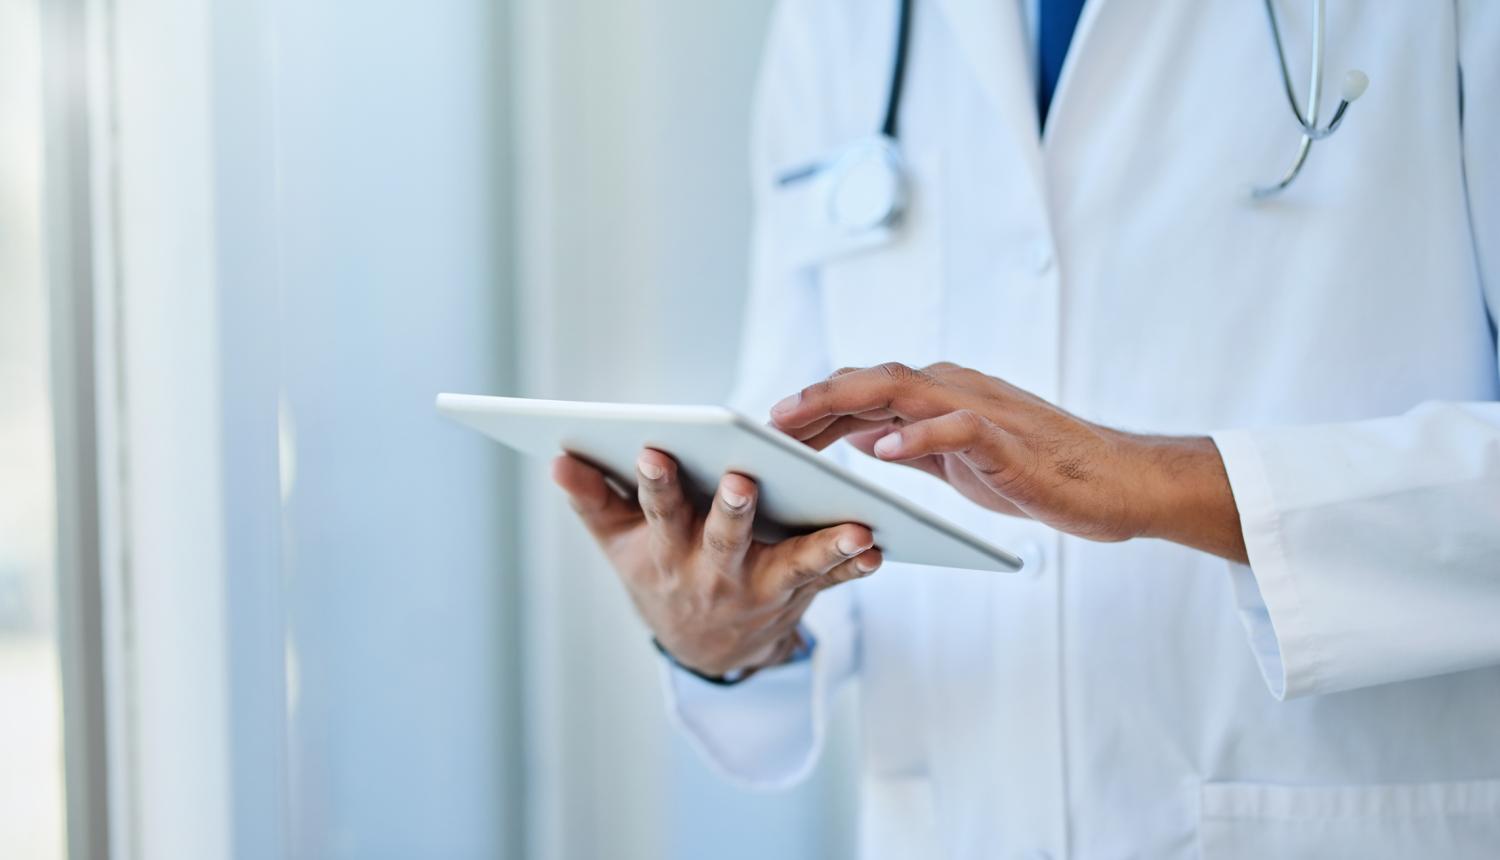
958, 367, 990, 386
642, 504, 674, 522
831, 366, 862, 378
702, 530, 741, 557
953, 408, 987, 435
786, 556, 821, 586
876, 361, 917, 384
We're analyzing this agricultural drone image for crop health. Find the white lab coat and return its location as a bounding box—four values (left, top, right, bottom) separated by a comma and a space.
664, 1, 1500, 857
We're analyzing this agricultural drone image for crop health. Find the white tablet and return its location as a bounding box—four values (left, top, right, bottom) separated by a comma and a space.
437, 393, 1023, 573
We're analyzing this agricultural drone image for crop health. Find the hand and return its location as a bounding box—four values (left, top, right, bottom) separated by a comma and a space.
551, 449, 883, 678
769, 362, 1248, 563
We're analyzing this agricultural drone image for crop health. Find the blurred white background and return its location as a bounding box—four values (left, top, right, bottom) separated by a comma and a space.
0, 0, 856, 858
0, 0, 66, 856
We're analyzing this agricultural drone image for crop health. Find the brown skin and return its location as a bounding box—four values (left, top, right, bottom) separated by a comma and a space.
770, 361, 1248, 564
555, 360, 1246, 678
552, 449, 883, 677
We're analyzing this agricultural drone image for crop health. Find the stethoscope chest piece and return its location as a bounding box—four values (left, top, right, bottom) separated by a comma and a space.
826, 134, 908, 233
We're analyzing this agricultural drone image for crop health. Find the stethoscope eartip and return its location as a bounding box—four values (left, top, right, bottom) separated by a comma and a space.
1341, 69, 1369, 103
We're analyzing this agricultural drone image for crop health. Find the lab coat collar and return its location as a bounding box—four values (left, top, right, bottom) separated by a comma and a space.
931, 0, 1040, 141
930, 0, 1114, 172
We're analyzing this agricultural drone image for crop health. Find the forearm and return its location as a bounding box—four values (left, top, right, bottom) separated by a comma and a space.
770, 361, 1254, 562
1128, 434, 1249, 564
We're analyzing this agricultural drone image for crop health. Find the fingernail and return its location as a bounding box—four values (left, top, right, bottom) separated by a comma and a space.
721, 489, 749, 509
637, 457, 664, 481
837, 536, 868, 556
771, 393, 800, 416
856, 557, 880, 574
873, 432, 903, 458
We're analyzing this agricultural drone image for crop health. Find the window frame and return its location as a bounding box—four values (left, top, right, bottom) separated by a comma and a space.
40, 0, 117, 856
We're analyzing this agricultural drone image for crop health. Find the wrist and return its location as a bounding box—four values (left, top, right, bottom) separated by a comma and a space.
1129, 434, 1247, 561
741, 627, 812, 674
655, 637, 759, 686
1129, 434, 1202, 540
655, 626, 814, 686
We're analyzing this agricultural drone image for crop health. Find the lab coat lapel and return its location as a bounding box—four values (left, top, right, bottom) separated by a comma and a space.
931, 0, 1046, 201
1039, 0, 1113, 145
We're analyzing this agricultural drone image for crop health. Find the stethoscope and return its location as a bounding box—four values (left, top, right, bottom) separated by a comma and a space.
1253, 0, 1368, 197
779, 0, 1370, 244
774, 0, 913, 243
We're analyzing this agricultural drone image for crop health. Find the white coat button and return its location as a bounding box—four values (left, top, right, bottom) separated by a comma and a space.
1029, 242, 1055, 275
1016, 538, 1046, 576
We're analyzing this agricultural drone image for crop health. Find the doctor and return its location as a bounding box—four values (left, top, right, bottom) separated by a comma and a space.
553, 0, 1500, 857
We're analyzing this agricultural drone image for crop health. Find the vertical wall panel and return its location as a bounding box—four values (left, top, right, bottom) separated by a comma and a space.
271, 1, 514, 857
110, 0, 232, 856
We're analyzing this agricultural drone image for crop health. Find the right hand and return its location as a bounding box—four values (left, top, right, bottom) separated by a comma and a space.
551, 447, 883, 678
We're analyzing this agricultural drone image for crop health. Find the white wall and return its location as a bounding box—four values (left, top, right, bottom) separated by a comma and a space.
269, 0, 515, 857
513, 2, 858, 858
93, 1, 854, 856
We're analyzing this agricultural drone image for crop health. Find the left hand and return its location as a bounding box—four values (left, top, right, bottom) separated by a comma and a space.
769, 362, 1248, 562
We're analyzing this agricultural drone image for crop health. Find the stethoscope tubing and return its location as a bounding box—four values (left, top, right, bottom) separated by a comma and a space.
882, 0, 914, 141
1254, 0, 1364, 197
799, 0, 1365, 204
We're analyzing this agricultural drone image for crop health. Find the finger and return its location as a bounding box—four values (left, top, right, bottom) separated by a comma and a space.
700, 472, 758, 573
768, 523, 875, 592
769, 362, 958, 430
551, 455, 642, 542
871, 411, 1036, 500
842, 428, 946, 477
800, 415, 898, 451
635, 448, 695, 546
778, 413, 842, 443
777, 410, 899, 443
796, 547, 883, 598
860, 443, 949, 480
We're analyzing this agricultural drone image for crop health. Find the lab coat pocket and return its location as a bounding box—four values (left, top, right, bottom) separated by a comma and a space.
1198, 780, 1500, 860
814, 146, 944, 371
861, 773, 939, 860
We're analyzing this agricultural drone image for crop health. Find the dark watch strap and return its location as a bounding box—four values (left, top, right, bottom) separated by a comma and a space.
654, 626, 816, 686
652, 637, 755, 686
